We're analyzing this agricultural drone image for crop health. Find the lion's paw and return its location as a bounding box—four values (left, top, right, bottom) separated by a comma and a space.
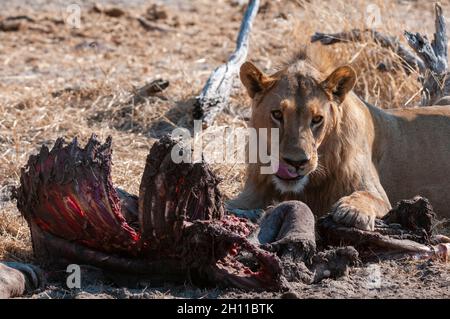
331, 196, 376, 231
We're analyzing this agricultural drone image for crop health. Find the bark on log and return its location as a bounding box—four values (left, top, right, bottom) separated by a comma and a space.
192, 0, 260, 126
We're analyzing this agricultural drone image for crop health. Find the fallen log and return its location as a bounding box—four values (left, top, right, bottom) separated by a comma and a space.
192, 0, 260, 126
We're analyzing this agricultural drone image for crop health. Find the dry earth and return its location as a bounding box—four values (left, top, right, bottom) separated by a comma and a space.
0, 0, 449, 298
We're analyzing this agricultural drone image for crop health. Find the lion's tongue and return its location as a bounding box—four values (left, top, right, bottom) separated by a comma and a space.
276, 163, 299, 179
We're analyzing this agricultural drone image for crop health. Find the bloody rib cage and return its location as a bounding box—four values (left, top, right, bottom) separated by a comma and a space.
14, 134, 285, 290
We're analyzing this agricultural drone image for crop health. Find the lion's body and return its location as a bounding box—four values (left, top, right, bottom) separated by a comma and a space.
230, 47, 450, 230
374, 104, 450, 217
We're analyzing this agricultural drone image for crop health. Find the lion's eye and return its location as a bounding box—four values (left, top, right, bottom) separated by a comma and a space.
311, 115, 324, 126
271, 110, 283, 121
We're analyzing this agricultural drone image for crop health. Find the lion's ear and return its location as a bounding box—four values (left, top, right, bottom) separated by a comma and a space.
321, 66, 357, 103
240, 62, 276, 98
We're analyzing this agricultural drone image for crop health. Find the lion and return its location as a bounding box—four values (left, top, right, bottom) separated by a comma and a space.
228, 46, 450, 231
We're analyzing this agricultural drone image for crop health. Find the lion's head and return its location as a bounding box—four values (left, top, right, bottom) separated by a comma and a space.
240, 49, 357, 195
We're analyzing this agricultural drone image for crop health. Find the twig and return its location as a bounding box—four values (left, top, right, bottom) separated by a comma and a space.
137, 17, 174, 33
129, 79, 169, 105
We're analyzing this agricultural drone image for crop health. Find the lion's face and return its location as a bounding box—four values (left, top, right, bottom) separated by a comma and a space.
240, 61, 356, 194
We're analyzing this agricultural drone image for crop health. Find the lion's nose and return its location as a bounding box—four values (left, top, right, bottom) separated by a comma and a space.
283, 156, 310, 169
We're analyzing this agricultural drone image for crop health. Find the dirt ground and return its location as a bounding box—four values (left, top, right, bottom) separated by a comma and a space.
1, 0, 450, 298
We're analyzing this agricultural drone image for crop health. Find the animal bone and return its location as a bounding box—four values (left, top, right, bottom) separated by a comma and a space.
11, 135, 450, 294
258, 201, 316, 262
14, 134, 286, 291
256, 201, 358, 284
318, 196, 450, 262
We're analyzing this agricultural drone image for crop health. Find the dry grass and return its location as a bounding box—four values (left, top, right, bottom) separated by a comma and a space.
0, 0, 447, 262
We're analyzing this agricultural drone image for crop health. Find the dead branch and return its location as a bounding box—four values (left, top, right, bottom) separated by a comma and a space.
192, 0, 260, 126
129, 78, 169, 105
404, 3, 450, 105
0, 20, 22, 32
137, 17, 174, 33
312, 4, 450, 106
311, 28, 425, 73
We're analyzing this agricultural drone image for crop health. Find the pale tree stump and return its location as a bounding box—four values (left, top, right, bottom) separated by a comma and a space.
192, 0, 260, 126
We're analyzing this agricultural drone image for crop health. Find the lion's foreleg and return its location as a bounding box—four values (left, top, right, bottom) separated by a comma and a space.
330, 191, 391, 231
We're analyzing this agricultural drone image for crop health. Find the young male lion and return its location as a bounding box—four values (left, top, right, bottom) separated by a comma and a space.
228, 47, 450, 231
